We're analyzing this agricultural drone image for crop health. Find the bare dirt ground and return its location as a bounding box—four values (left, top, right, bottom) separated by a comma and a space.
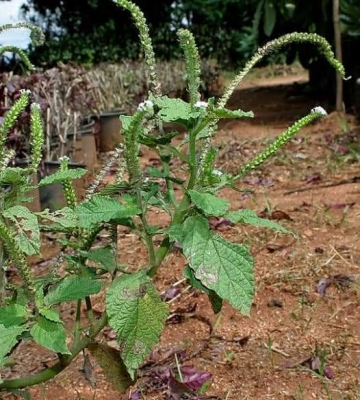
2, 69, 360, 400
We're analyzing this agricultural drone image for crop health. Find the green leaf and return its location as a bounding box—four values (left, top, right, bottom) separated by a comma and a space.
74, 196, 140, 228
106, 271, 168, 379
0, 305, 28, 328
210, 108, 254, 120
0, 324, 28, 365
167, 224, 183, 243
44, 276, 103, 306
38, 207, 78, 228
182, 216, 254, 315
225, 209, 291, 235
3, 205, 40, 255
188, 190, 229, 217
153, 96, 200, 123
184, 266, 223, 314
5, 389, 31, 400
39, 168, 87, 186
39, 308, 61, 323
83, 246, 117, 273
30, 316, 70, 354
88, 343, 135, 392
263, 0, 276, 36
139, 130, 178, 147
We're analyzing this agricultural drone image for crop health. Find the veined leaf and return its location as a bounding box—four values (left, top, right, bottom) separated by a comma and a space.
184, 266, 223, 314
0, 324, 28, 365
30, 316, 70, 354
38, 207, 78, 228
225, 209, 291, 235
39, 308, 61, 323
74, 196, 140, 228
3, 205, 40, 255
153, 96, 200, 123
182, 216, 254, 315
82, 246, 117, 273
106, 271, 168, 379
0, 304, 28, 328
39, 168, 87, 186
188, 190, 229, 217
44, 276, 103, 306
88, 343, 135, 392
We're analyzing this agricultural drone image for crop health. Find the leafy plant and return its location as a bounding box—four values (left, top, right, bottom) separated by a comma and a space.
0, 2, 346, 397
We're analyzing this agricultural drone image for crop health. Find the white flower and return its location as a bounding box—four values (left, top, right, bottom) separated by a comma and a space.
137, 100, 154, 112
311, 106, 327, 116
194, 101, 208, 109
19, 89, 31, 94
59, 155, 70, 162
212, 168, 224, 177
31, 103, 41, 110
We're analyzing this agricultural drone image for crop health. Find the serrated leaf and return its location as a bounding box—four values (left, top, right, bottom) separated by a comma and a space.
188, 190, 229, 217
83, 246, 117, 273
106, 271, 168, 379
210, 108, 254, 119
0, 305, 28, 327
30, 316, 70, 354
38, 207, 78, 228
154, 96, 200, 123
39, 168, 87, 186
3, 205, 40, 255
225, 209, 291, 235
75, 196, 140, 228
182, 216, 254, 315
167, 224, 183, 243
39, 308, 61, 323
88, 343, 135, 392
0, 324, 28, 364
44, 276, 103, 306
184, 266, 223, 314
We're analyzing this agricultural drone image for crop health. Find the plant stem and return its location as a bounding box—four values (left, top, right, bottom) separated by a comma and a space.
0, 313, 108, 390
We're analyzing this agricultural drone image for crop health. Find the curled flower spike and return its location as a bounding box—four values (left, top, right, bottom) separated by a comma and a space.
137, 100, 154, 112
311, 106, 327, 116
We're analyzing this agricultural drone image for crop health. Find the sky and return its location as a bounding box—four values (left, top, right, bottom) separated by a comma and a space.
0, 0, 31, 48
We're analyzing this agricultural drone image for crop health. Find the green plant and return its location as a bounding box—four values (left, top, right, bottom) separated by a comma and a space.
0, 2, 346, 397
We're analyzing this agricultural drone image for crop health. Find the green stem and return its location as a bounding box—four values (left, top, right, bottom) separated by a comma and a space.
0, 313, 108, 390
73, 299, 82, 347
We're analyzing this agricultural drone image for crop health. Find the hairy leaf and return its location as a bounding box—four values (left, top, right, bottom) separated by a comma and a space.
3, 205, 40, 255
83, 246, 117, 273
39, 168, 87, 186
39, 308, 61, 323
0, 324, 28, 365
38, 207, 78, 228
0, 304, 28, 328
182, 216, 254, 315
153, 96, 200, 123
188, 190, 229, 217
44, 276, 103, 306
106, 271, 169, 379
30, 316, 70, 354
75, 196, 140, 228
225, 209, 291, 235
88, 343, 135, 392
184, 266, 223, 314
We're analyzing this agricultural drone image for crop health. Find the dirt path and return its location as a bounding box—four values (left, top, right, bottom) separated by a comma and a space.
2, 73, 360, 400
